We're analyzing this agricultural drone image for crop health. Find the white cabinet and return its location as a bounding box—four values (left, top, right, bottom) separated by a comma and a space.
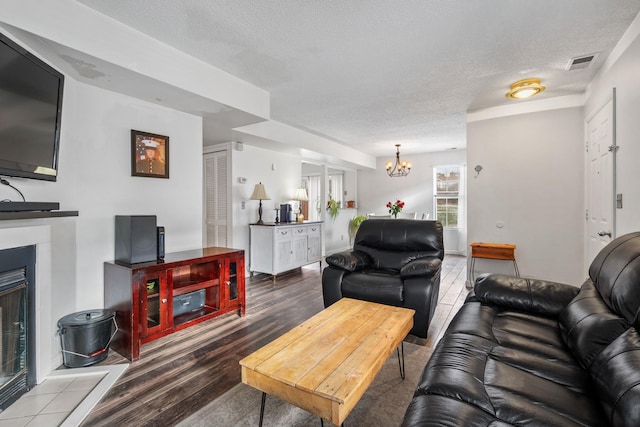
275, 227, 294, 272
250, 222, 323, 281
292, 227, 308, 266
307, 224, 322, 260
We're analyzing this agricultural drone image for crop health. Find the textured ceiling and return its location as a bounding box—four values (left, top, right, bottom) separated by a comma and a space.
76, 0, 640, 156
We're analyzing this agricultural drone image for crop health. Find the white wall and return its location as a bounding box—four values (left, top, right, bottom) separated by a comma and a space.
357, 150, 467, 253
358, 150, 466, 217
324, 207, 353, 254
0, 79, 203, 314
467, 107, 584, 285
0, 78, 203, 374
230, 144, 302, 273
585, 18, 640, 238
343, 170, 357, 206
297, 163, 357, 254
68, 82, 204, 308
228, 146, 358, 261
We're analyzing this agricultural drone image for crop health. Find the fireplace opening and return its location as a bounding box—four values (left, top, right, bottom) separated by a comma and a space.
0, 245, 35, 411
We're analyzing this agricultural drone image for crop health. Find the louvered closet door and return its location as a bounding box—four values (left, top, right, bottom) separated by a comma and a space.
204, 150, 228, 247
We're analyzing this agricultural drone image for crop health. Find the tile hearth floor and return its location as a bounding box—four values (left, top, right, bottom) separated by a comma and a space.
0, 364, 127, 427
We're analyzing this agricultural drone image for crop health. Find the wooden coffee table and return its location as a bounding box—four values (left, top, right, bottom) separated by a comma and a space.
240, 298, 414, 426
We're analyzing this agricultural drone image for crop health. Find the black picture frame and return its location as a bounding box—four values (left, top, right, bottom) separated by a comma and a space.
131, 130, 169, 179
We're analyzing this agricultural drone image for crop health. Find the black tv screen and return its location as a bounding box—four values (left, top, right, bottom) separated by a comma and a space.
0, 32, 64, 181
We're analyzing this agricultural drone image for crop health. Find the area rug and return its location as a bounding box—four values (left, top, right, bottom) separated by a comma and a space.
177, 342, 431, 427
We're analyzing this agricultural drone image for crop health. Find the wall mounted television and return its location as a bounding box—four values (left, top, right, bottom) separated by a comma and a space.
0, 31, 64, 182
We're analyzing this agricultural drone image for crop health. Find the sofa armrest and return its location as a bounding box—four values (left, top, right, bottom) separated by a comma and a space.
325, 250, 371, 272
400, 257, 442, 279
474, 273, 579, 317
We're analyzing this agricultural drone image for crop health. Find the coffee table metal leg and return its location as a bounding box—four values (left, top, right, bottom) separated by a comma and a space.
320, 418, 345, 427
396, 341, 405, 379
259, 392, 266, 427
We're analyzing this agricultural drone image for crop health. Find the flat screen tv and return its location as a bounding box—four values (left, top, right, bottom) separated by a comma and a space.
0, 32, 64, 182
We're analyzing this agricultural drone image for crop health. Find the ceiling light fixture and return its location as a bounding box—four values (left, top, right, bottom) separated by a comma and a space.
505, 78, 546, 99
385, 144, 411, 177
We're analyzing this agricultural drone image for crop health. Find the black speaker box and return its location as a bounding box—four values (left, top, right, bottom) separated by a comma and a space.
157, 226, 165, 259
115, 215, 157, 264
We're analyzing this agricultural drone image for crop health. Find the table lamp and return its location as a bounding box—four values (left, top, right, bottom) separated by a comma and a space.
293, 187, 309, 222
250, 182, 270, 224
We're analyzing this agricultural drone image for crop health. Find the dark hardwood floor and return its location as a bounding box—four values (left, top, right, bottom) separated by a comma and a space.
82, 255, 468, 426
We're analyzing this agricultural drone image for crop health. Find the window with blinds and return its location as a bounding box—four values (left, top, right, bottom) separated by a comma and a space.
434, 165, 460, 228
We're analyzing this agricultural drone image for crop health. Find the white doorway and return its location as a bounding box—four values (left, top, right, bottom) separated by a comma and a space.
203, 148, 230, 247
586, 96, 616, 268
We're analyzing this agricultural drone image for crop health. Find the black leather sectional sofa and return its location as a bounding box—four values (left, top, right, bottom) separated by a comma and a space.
402, 232, 640, 426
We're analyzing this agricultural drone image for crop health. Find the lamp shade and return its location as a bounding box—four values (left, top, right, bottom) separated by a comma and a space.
250, 182, 270, 200
293, 187, 308, 201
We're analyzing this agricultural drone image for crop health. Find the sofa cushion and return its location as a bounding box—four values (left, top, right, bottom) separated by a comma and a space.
400, 257, 441, 278
589, 231, 640, 323
407, 301, 608, 426
474, 273, 579, 317
446, 303, 590, 389
353, 219, 444, 270
354, 247, 430, 272
341, 270, 404, 306
559, 280, 629, 370
402, 394, 501, 427
325, 250, 371, 272
590, 328, 640, 426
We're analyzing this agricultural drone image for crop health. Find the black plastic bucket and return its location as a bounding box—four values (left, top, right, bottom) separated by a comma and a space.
58, 309, 117, 368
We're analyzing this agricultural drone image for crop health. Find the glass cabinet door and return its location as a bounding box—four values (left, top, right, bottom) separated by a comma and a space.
227, 260, 238, 303
139, 272, 169, 338
145, 277, 161, 328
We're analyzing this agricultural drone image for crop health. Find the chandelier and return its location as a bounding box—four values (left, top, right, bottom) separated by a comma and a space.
385, 144, 411, 177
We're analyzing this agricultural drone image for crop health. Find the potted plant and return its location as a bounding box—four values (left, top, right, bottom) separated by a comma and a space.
349, 214, 367, 245
327, 195, 340, 221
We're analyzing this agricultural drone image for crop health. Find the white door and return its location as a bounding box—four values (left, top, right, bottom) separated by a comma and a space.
586, 99, 615, 267
203, 150, 228, 247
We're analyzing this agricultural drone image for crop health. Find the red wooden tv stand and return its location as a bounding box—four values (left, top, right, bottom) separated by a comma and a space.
104, 247, 245, 361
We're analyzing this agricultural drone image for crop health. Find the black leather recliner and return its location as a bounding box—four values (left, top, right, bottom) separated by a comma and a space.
322, 219, 444, 338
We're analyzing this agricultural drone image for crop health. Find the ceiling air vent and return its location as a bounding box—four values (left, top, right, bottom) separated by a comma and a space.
566, 54, 597, 71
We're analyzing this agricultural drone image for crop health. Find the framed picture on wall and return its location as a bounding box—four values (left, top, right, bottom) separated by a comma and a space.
131, 130, 169, 178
